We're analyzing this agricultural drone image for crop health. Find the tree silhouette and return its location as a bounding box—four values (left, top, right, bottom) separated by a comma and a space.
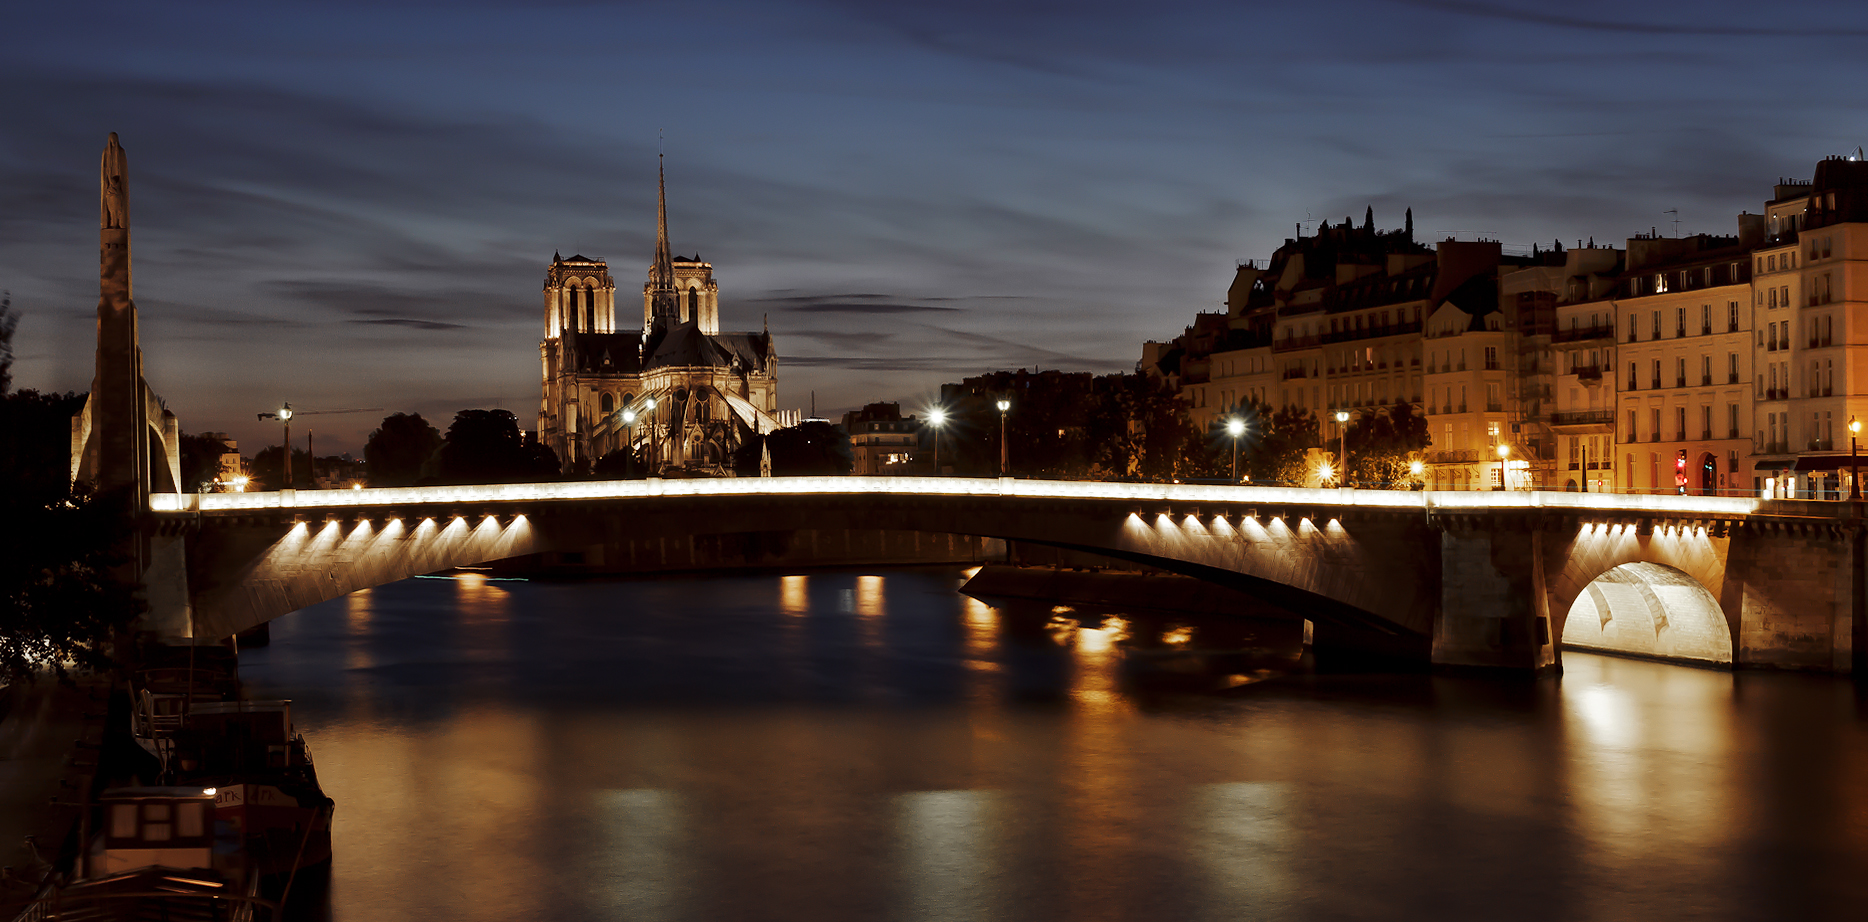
421, 409, 561, 484
365, 412, 443, 486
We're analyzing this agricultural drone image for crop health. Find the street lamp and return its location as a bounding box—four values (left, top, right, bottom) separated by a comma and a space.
996, 398, 1011, 475
1496, 442, 1511, 491
1851, 417, 1862, 500
927, 408, 947, 475
1334, 410, 1350, 487
1226, 417, 1246, 483
621, 407, 638, 477
1409, 458, 1425, 491
640, 397, 658, 474
256, 403, 294, 488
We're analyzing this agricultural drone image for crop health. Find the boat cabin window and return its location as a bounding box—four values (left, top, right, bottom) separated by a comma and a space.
107, 800, 206, 843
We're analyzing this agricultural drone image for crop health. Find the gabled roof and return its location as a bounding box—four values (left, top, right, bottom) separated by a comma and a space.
565, 332, 643, 375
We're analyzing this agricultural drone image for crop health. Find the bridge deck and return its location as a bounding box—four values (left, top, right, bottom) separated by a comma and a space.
151, 476, 1784, 520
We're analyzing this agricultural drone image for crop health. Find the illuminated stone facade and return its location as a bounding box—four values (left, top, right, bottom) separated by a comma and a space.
537, 163, 783, 474
1154, 155, 1868, 497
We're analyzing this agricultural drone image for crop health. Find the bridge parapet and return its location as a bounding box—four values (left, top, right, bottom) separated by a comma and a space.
155, 477, 1781, 522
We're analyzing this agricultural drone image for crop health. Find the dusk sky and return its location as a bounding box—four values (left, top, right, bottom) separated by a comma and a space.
5, 0, 1868, 456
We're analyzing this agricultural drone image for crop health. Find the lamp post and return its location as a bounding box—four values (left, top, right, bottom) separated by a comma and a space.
1226, 417, 1246, 483
641, 397, 658, 474
1334, 410, 1350, 487
1851, 417, 1862, 500
928, 408, 947, 475
256, 403, 294, 488
996, 398, 1011, 475
1496, 442, 1511, 491
1409, 458, 1424, 491
621, 407, 638, 477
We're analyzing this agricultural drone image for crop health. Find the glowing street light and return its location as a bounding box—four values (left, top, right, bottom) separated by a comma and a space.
1226, 417, 1246, 483
996, 398, 1012, 475
256, 403, 294, 488
1334, 410, 1350, 487
1409, 458, 1424, 490
927, 407, 948, 475
1851, 417, 1862, 501
1496, 442, 1512, 491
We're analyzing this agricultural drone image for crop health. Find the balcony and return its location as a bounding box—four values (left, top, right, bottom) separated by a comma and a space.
1729, 372, 1740, 384
1701, 324, 1712, 336
1320, 320, 1422, 345
1551, 409, 1615, 427
1281, 366, 1309, 380
1675, 376, 1687, 388
1553, 324, 1615, 344
1575, 365, 1603, 382
1765, 388, 1787, 401
1701, 374, 1712, 386
1701, 429, 1713, 440
1273, 334, 1322, 353
1729, 428, 1740, 439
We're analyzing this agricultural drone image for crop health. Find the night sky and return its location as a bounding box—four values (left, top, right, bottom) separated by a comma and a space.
5, 0, 1867, 456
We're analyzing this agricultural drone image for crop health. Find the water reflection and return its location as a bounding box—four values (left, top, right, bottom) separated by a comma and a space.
238, 568, 1868, 922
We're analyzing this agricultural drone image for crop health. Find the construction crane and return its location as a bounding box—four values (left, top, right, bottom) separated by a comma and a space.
256, 404, 382, 488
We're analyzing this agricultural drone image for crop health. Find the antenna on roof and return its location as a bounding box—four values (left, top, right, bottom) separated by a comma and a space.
1665, 209, 1680, 237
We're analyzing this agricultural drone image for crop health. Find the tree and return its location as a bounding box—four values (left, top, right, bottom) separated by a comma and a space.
364, 412, 443, 487
1238, 399, 1321, 486
0, 291, 15, 395
421, 409, 561, 484
177, 432, 231, 491
735, 421, 853, 476
248, 445, 310, 492
0, 388, 141, 683
1345, 400, 1432, 488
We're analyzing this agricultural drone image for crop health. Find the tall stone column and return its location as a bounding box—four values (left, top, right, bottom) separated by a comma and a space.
85, 133, 149, 509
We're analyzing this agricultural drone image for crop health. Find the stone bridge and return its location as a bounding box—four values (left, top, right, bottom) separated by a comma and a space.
68, 133, 1865, 677
150, 480, 1863, 675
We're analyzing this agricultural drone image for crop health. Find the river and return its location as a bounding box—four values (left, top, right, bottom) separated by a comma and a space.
239, 566, 1868, 921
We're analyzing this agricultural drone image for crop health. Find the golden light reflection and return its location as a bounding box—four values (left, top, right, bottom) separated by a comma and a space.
779, 575, 808, 616
1162, 625, 1195, 647
1560, 656, 1736, 869
855, 575, 884, 619
344, 589, 374, 678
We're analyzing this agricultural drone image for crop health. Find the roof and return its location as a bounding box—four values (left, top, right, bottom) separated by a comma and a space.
565, 332, 644, 375
645, 321, 772, 370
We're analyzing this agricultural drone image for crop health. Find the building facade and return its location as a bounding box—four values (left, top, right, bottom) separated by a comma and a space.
1144, 154, 1868, 496
538, 163, 785, 474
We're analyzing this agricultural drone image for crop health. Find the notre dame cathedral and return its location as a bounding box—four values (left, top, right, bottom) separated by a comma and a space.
537, 160, 786, 474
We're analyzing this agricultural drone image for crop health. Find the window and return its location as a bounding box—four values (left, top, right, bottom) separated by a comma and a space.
1676, 357, 1686, 388
1728, 301, 1739, 331
1769, 254, 1777, 272
1701, 355, 1712, 386
1483, 346, 1498, 370
1628, 314, 1639, 342
1729, 403, 1739, 439
1676, 306, 1686, 338
1629, 362, 1639, 390
1651, 408, 1661, 442
1729, 352, 1739, 384
1652, 311, 1662, 338
1769, 287, 1778, 309
1701, 304, 1711, 335
1651, 359, 1661, 389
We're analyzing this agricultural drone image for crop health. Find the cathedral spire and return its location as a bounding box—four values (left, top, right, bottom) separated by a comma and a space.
647, 151, 682, 332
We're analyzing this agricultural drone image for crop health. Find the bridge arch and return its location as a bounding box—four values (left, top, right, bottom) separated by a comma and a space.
1559, 562, 1733, 664
1544, 522, 1734, 666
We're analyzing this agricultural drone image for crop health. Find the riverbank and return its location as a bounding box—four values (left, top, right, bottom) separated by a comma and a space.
0, 675, 109, 914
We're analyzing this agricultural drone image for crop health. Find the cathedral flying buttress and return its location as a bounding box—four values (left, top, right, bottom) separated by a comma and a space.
538, 159, 784, 476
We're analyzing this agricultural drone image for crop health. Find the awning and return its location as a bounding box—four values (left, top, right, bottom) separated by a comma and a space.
1750, 455, 1864, 472
1796, 455, 1862, 472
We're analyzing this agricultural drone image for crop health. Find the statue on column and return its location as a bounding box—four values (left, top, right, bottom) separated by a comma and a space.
101, 132, 128, 230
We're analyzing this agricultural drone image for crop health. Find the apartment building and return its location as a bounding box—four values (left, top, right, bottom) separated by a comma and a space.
1748, 159, 1868, 498
1611, 229, 1756, 495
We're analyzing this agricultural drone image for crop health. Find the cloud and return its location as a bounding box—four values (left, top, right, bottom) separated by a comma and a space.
351, 318, 469, 331
1389, 0, 1868, 38
752, 292, 964, 314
